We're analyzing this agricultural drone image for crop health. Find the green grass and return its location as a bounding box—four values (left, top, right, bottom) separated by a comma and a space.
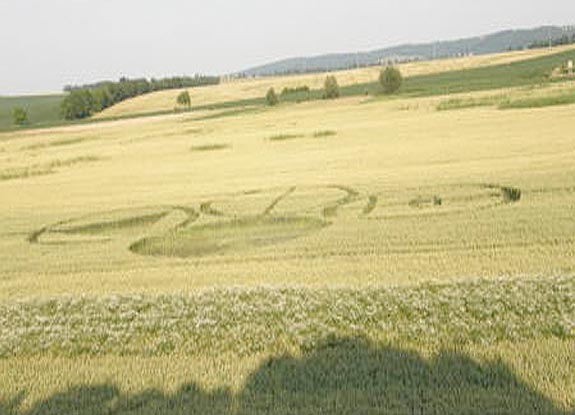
279, 89, 312, 103
0, 95, 63, 130
437, 88, 575, 112
397, 49, 575, 96
335, 49, 575, 100
360, 48, 572, 98
500, 89, 575, 109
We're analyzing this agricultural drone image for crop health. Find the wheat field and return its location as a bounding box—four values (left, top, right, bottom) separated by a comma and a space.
1, 48, 575, 414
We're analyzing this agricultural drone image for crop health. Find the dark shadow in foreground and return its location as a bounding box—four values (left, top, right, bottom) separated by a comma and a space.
1, 337, 571, 415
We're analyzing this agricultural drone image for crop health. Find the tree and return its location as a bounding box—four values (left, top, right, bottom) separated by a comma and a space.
61, 76, 220, 118
60, 89, 96, 120
176, 90, 191, 110
12, 107, 28, 126
379, 66, 403, 94
91, 87, 113, 112
266, 87, 279, 106
323, 76, 340, 99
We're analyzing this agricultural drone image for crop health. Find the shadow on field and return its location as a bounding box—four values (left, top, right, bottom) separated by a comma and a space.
2, 337, 570, 415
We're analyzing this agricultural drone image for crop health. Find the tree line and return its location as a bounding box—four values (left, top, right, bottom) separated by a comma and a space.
529, 33, 575, 49
61, 75, 220, 120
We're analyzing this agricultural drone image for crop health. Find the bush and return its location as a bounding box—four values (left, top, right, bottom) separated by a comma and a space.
176, 91, 191, 110
266, 88, 279, 106
323, 76, 340, 99
379, 66, 403, 94
12, 107, 28, 126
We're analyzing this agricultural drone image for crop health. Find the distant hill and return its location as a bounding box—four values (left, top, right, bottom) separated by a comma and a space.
240, 26, 575, 77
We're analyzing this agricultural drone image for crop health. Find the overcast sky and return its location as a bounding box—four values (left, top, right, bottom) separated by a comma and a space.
1, 0, 574, 95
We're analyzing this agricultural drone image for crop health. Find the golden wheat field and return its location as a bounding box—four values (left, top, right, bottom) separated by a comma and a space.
1, 49, 575, 414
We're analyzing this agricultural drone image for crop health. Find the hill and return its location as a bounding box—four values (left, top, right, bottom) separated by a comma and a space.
241, 25, 575, 76
2, 27, 573, 132
96, 45, 575, 120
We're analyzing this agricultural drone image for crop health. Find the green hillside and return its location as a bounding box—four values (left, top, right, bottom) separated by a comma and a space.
0, 95, 63, 130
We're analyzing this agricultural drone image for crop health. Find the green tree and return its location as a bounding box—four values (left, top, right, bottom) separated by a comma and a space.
266, 87, 279, 106
92, 87, 113, 112
379, 66, 403, 94
176, 90, 191, 110
323, 76, 340, 99
60, 89, 96, 120
12, 107, 28, 126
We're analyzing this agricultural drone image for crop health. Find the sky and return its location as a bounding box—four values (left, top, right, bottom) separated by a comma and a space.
1, 0, 575, 95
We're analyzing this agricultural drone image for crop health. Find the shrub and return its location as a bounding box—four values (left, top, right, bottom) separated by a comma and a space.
379, 66, 403, 94
12, 107, 28, 126
323, 76, 340, 99
266, 88, 279, 106
176, 91, 191, 110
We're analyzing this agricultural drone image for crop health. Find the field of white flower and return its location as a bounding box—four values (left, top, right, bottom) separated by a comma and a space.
1, 277, 573, 358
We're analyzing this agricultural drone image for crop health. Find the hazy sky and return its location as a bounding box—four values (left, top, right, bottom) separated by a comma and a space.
1, 0, 574, 95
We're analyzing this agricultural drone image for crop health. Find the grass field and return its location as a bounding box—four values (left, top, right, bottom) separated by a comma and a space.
0, 95, 63, 131
1, 47, 575, 414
